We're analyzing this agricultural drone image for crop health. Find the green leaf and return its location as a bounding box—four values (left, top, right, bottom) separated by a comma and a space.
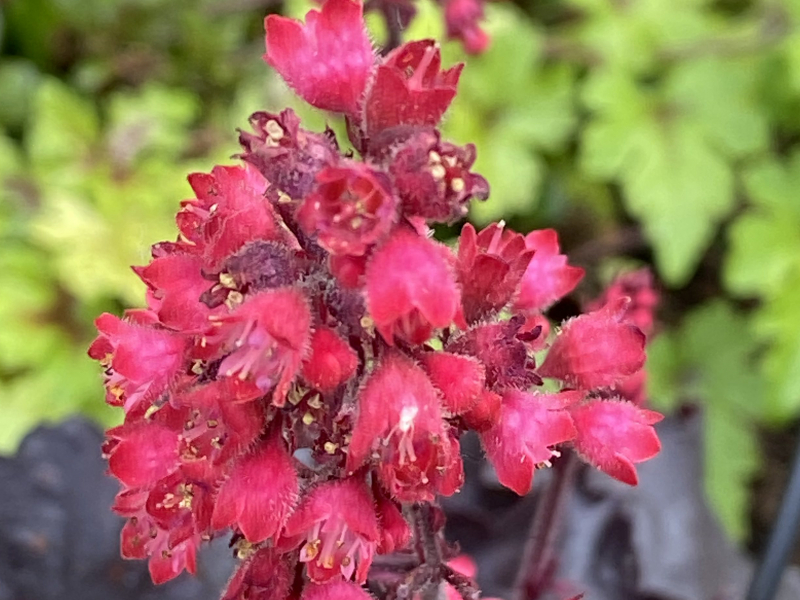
704, 405, 761, 543
648, 301, 765, 540
581, 69, 737, 286
645, 332, 682, 412
27, 78, 99, 170
725, 154, 800, 296
754, 269, 800, 420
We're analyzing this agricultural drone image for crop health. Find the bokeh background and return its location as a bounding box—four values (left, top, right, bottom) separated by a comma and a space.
2, 0, 800, 590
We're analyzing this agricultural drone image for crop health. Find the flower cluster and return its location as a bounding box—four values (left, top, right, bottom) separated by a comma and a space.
89, 1, 661, 597
365, 0, 490, 54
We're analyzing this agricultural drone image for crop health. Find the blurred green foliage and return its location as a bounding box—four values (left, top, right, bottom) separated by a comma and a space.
2, 0, 800, 544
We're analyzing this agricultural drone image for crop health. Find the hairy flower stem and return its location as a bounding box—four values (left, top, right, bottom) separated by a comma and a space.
513, 451, 579, 600
410, 504, 443, 600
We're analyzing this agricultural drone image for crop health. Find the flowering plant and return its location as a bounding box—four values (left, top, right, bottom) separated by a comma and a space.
89, 1, 662, 598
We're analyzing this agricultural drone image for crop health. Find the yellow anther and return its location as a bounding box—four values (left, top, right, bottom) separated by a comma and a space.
219, 272, 237, 289
430, 164, 446, 180
302, 412, 315, 426
450, 177, 465, 193
324, 441, 338, 455
265, 119, 284, 141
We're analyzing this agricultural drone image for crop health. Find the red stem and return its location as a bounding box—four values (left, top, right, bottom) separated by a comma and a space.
513, 451, 579, 600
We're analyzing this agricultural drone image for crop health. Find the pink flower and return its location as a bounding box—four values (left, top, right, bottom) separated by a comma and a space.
481, 390, 580, 495
364, 40, 462, 137
447, 318, 540, 391
590, 268, 659, 337
209, 288, 312, 405
366, 228, 462, 345
283, 478, 381, 583
443, 0, 490, 54
222, 547, 293, 600
211, 435, 298, 543
301, 326, 359, 392
88, 314, 186, 415
105, 422, 180, 488
421, 351, 485, 416
239, 109, 338, 200
456, 222, 534, 323
388, 131, 488, 222
570, 399, 662, 485
298, 162, 397, 255
133, 253, 216, 332
301, 581, 376, 600
374, 491, 411, 554
177, 165, 280, 270
514, 229, 584, 313
265, 0, 375, 116
539, 298, 646, 390
347, 353, 462, 501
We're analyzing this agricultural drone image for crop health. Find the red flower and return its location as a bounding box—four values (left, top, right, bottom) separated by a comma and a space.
539, 298, 646, 390
222, 547, 293, 600
134, 253, 216, 332
88, 313, 186, 415
456, 222, 534, 323
443, 0, 490, 54
514, 229, 584, 313
388, 131, 488, 223
570, 399, 662, 485
480, 390, 580, 495
265, 0, 374, 116
106, 422, 179, 488
283, 478, 380, 583
365, 228, 462, 345
301, 327, 359, 392
239, 109, 338, 200
590, 268, 659, 337
301, 581, 376, 600
297, 163, 397, 255
116, 489, 201, 584
447, 317, 540, 391
365, 40, 462, 137
209, 288, 312, 405
421, 351, 485, 416
374, 492, 411, 554
211, 435, 298, 543
347, 353, 462, 502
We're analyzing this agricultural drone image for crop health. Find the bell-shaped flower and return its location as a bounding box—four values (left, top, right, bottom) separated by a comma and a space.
570, 398, 662, 485
239, 109, 339, 200
105, 421, 180, 489
282, 478, 380, 583
301, 581, 377, 600
364, 40, 462, 137
222, 547, 293, 600
443, 0, 490, 54
365, 228, 462, 345
539, 298, 646, 390
264, 0, 375, 116
421, 351, 485, 416
301, 326, 359, 392
447, 317, 540, 391
456, 222, 533, 323
347, 353, 462, 501
388, 130, 488, 223
297, 162, 397, 256
480, 390, 580, 495
88, 314, 187, 415
134, 253, 217, 332
211, 434, 299, 543
209, 288, 311, 405
514, 229, 584, 313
